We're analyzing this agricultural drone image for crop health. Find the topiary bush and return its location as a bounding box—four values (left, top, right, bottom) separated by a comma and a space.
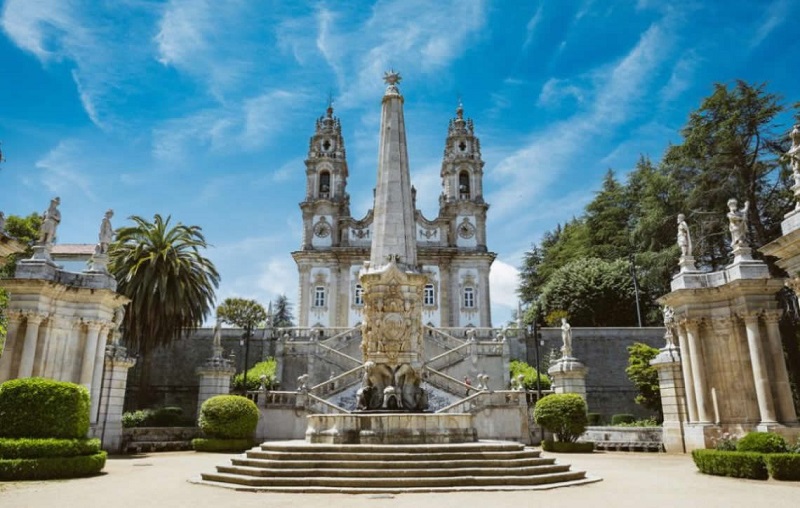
692, 449, 768, 480
0, 452, 107, 481
765, 453, 800, 481
736, 432, 788, 454
232, 358, 279, 392
611, 414, 636, 426
533, 393, 588, 443
0, 378, 90, 439
198, 395, 259, 439
0, 438, 100, 459
191, 438, 254, 453
122, 406, 194, 428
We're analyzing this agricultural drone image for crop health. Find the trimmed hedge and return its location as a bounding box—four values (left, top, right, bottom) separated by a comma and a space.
611, 414, 636, 425
765, 453, 800, 481
542, 440, 594, 453
736, 432, 787, 454
691, 449, 768, 480
0, 451, 107, 480
587, 413, 603, 426
0, 438, 100, 459
0, 378, 90, 439
198, 395, 259, 439
122, 406, 194, 428
533, 393, 588, 443
192, 438, 254, 453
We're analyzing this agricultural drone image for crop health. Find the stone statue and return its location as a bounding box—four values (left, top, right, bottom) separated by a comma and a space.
38, 197, 61, 245
560, 317, 573, 358
677, 214, 692, 258
213, 319, 222, 348
727, 198, 749, 249
788, 124, 800, 186
112, 306, 125, 345
662, 306, 676, 348
97, 209, 114, 254
0, 211, 5, 232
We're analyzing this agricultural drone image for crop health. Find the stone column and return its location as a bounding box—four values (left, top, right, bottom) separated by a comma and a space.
96, 345, 136, 453
675, 322, 698, 423
651, 345, 687, 453
0, 310, 24, 381
89, 326, 111, 423
742, 313, 778, 425
762, 311, 798, 424
684, 319, 712, 423
17, 313, 45, 378
79, 321, 104, 389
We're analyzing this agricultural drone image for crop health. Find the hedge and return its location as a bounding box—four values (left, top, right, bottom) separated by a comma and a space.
587, 413, 603, 426
0, 451, 107, 480
542, 440, 594, 453
122, 407, 194, 428
736, 432, 787, 454
0, 378, 90, 439
691, 449, 768, 480
192, 438, 254, 453
533, 393, 588, 442
765, 453, 800, 481
0, 438, 100, 459
611, 414, 636, 425
198, 395, 259, 439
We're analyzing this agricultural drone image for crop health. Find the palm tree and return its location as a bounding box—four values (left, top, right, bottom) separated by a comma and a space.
110, 214, 220, 407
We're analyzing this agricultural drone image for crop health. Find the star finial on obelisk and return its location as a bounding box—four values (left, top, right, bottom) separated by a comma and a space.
383, 69, 402, 86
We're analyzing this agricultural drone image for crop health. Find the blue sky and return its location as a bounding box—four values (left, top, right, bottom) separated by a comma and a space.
1, 0, 799, 326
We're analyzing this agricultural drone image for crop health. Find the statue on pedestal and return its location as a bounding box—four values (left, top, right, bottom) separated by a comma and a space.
38, 197, 61, 246
788, 124, 800, 187
677, 214, 692, 258
560, 317, 573, 358
727, 198, 750, 249
98, 209, 114, 254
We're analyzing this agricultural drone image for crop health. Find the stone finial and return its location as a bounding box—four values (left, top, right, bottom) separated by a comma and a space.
297, 374, 309, 392
383, 69, 401, 86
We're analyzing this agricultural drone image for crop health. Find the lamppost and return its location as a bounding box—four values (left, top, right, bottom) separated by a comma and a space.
629, 252, 643, 327
240, 326, 253, 396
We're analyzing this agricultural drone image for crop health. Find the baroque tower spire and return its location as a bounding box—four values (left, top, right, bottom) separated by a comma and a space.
369, 70, 417, 269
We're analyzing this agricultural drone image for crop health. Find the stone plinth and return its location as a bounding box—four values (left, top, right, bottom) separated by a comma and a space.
651, 345, 687, 453
306, 413, 476, 444
196, 359, 236, 417
548, 357, 587, 400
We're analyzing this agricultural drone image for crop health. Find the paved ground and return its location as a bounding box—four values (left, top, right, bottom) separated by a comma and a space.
1, 449, 798, 508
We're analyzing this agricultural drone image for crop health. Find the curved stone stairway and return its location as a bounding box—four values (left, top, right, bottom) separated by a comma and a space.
194, 441, 599, 493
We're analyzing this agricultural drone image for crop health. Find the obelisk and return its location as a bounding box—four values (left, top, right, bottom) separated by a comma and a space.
357, 71, 429, 411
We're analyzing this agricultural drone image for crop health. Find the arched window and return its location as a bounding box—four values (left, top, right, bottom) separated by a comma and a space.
319, 171, 331, 198
424, 284, 435, 306
458, 171, 470, 199
354, 284, 364, 306
314, 286, 326, 308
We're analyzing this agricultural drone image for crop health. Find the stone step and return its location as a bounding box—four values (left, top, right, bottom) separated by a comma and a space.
200, 469, 587, 489
216, 463, 570, 478
247, 448, 538, 462
231, 456, 555, 470
259, 441, 526, 454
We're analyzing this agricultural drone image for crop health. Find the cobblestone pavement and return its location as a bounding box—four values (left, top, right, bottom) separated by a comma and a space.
1, 449, 798, 508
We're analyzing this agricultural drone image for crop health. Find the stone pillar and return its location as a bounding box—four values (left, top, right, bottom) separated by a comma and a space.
17, 313, 45, 378
675, 322, 698, 423
548, 357, 588, 400
762, 311, 798, 424
79, 321, 103, 389
96, 345, 136, 453
742, 313, 778, 426
684, 319, 712, 423
90, 327, 110, 423
0, 310, 24, 381
651, 345, 687, 453
196, 361, 236, 418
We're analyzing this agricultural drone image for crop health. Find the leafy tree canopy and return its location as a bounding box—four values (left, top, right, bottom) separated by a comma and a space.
625, 342, 663, 421
217, 297, 267, 334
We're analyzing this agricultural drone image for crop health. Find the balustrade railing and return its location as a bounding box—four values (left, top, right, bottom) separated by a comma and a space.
310, 364, 363, 398
424, 342, 471, 370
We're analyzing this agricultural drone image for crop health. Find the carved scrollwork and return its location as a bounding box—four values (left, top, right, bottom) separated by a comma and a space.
419, 228, 438, 239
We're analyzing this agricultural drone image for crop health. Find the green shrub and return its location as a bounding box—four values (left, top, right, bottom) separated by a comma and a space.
122, 406, 193, 428
713, 433, 738, 451
0, 378, 90, 439
0, 451, 106, 480
692, 449, 768, 480
587, 413, 603, 426
736, 432, 787, 454
232, 358, 278, 392
533, 393, 588, 443
191, 438, 254, 453
611, 414, 636, 425
198, 395, 259, 439
0, 438, 100, 459
509, 360, 552, 391
542, 440, 594, 453
765, 453, 800, 481
614, 417, 659, 427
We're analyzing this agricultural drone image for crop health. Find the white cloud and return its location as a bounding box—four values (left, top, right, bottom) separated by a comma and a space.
750, 0, 788, 49
537, 78, 585, 108
522, 4, 544, 50
490, 259, 520, 325
35, 140, 96, 200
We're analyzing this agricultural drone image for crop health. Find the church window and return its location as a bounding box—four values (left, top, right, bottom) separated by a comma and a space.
319, 171, 331, 198
463, 287, 475, 308
459, 171, 470, 199
424, 284, 435, 306
314, 286, 326, 308
354, 284, 364, 306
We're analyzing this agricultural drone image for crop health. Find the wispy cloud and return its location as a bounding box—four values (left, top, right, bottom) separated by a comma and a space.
522, 3, 544, 50
749, 0, 788, 49
489, 259, 521, 319
35, 140, 96, 200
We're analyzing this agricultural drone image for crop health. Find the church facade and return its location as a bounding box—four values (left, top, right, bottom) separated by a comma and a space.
292, 102, 495, 329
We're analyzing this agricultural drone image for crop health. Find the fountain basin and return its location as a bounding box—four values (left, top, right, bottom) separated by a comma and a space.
306, 413, 477, 444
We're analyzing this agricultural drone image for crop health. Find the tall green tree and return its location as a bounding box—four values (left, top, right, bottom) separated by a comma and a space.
0, 213, 41, 351
109, 214, 220, 406
217, 297, 267, 392
272, 294, 295, 328
585, 170, 632, 260
625, 342, 662, 421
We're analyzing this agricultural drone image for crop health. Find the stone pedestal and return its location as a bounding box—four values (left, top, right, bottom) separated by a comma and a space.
548, 357, 587, 400
678, 256, 698, 273
94, 345, 136, 454
651, 345, 687, 453
196, 359, 236, 417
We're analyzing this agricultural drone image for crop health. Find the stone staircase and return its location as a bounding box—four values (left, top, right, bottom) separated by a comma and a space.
195, 441, 598, 493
